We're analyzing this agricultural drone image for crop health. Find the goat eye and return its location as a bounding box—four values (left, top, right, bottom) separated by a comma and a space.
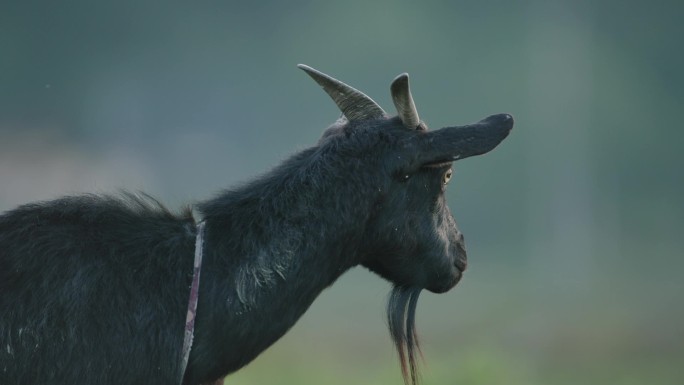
443, 169, 453, 184
401, 174, 411, 182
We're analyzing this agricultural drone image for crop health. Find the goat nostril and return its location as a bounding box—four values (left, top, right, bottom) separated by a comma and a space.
454, 258, 467, 272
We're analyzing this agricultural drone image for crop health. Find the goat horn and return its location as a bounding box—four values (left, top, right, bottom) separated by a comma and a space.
390, 73, 421, 129
298, 64, 386, 121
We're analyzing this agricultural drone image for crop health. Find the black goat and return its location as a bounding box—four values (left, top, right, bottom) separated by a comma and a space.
0, 65, 512, 385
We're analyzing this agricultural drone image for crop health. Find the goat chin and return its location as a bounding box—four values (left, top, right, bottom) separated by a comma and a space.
426, 269, 463, 294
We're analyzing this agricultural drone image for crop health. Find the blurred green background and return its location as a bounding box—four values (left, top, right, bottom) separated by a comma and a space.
1, 0, 682, 384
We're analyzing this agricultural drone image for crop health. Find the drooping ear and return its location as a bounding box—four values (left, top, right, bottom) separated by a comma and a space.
298, 64, 386, 121
418, 114, 514, 165
390, 73, 421, 130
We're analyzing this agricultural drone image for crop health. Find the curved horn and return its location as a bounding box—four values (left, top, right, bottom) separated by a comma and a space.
390, 73, 421, 129
298, 64, 386, 121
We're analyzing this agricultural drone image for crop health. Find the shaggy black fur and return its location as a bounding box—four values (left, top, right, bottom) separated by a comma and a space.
0, 108, 512, 384
0, 193, 196, 384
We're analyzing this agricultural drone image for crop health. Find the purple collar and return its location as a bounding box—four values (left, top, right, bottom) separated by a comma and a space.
179, 221, 206, 384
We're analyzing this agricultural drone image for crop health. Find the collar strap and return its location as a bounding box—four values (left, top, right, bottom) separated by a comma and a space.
179, 221, 206, 383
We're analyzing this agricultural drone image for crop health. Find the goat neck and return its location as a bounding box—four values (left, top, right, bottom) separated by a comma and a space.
184, 151, 371, 383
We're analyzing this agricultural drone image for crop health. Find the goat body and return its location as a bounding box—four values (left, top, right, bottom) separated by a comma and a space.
0, 65, 512, 385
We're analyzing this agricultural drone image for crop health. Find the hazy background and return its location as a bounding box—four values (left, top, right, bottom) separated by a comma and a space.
1, 0, 682, 384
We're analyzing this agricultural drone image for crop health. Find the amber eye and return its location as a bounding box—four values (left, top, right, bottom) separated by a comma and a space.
443, 169, 453, 185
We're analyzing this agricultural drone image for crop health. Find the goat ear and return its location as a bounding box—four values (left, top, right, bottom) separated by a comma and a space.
418, 114, 514, 164
390, 73, 421, 130
298, 64, 386, 122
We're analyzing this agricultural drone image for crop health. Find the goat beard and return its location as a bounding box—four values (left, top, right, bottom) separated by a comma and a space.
387, 285, 423, 385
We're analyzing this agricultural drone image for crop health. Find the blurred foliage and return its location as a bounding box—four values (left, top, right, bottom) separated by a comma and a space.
1, 0, 682, 384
